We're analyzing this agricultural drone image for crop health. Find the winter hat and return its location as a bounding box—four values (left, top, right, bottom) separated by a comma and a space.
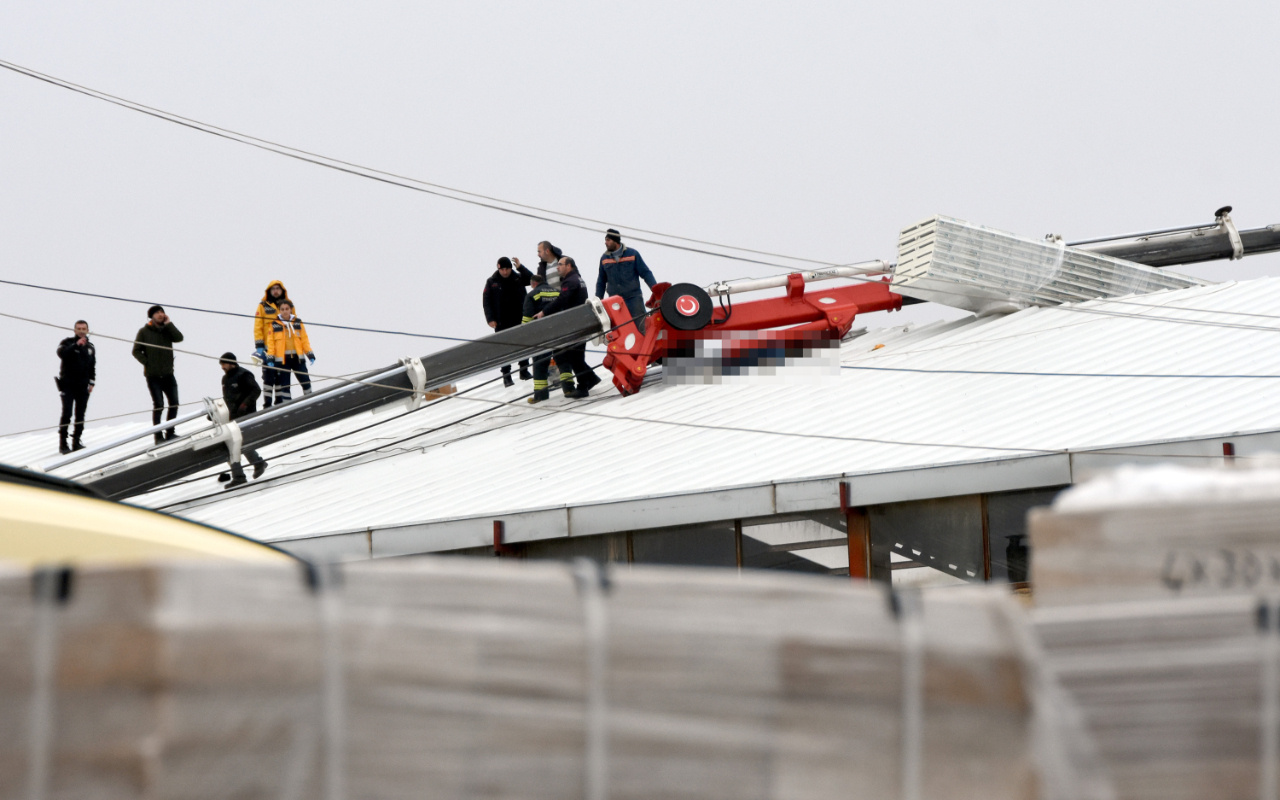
497, 257, 513, 269
605, 228, 622, 243
147, 305, 164, 318
219, 352, 237, 366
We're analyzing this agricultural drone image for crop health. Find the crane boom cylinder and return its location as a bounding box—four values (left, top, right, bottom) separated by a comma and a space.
1076, 223, 1280, 267
82, 302, 609, 499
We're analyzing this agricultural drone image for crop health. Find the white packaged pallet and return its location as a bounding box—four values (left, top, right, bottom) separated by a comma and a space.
893, 216, 1202, 313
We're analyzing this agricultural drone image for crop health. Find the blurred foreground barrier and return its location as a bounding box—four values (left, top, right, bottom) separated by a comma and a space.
1, 558, 1038, 800
1030, 464, 1280, 800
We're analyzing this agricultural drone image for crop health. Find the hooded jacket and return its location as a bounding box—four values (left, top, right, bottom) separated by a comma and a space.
482, 264, 533, 329
536, 244, 564, 290
254, 280, 294, 351
267, 313, 314, 362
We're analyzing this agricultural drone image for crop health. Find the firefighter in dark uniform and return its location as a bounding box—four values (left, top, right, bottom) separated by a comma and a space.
218, 352, 268, 489
482, 256, 534, 387
523, 272, 560, 403
532, 256, 602, 400
56, 320, 96, 454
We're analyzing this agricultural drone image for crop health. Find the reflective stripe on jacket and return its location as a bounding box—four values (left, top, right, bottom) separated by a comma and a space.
595, 246, 656, 299
267, 316, 313, 361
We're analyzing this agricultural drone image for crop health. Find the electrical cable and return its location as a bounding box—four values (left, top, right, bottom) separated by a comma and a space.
841, 366, 1280, 379
12, 283, 1280, 503
0, 308, 604, 399
0, 58, 849, 272
3, 401, 205, 437
0, 275, 610, 354
128, 370, 513, 495
155, 356, 1069, 511
0, 366, 380, 439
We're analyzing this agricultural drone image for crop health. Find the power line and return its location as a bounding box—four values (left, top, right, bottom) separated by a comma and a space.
0, 57, 845, 272
155, 363, 1063, 511
842, 365, 1280, 379
0, 275, 593, 350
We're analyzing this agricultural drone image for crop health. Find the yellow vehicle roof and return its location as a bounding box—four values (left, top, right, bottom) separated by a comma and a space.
0, 479, 295, 567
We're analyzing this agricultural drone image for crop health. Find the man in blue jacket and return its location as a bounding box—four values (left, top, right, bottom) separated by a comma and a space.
595, 229, 657, 332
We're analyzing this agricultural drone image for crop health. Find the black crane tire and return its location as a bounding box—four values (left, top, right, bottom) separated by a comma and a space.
660, 283, 714, 331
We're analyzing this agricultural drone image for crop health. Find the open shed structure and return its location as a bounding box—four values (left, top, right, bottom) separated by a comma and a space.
7, 274, 1280, 587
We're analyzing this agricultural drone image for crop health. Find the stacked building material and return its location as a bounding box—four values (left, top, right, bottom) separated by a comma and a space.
892, 216, 1202, 313
1, 557, 1039, 800
1028, 464, 1280, 800
1033, 595, 1269, 800
1030, 463, 1280, 607
0, 562, 325, 800
340, 559, 1037, 800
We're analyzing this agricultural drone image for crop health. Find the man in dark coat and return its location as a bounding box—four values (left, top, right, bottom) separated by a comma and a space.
131, 305, 184, 445
55, 320, 96, 454
535, 241, 563, 289
533, 256, 602, 399
218, 353, 267, 489
482, 256, 534, 387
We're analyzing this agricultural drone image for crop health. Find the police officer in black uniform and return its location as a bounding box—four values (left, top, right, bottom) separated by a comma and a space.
56, 320, 96, 454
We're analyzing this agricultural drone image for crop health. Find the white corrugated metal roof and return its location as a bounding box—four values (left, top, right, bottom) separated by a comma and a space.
6, 276, 1280, 549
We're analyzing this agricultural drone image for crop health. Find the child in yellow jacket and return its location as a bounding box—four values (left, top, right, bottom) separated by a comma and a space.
265, 300, 315, 403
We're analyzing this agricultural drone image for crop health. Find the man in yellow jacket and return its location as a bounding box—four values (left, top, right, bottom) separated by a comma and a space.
254, 280, 294, 408
265, 300, 315, 404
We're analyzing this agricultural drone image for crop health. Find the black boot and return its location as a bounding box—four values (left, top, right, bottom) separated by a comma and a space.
503, 374, 515, 388
58, 437, 70, 455
71, 439, 85, 452
527, 389, 550, 404
252, 460, 268, 479
560, 381, 577, 398
224, 464, 247, 490
154, 433, 165, 446
519, 366, 532, 381
579, 371, 602, 392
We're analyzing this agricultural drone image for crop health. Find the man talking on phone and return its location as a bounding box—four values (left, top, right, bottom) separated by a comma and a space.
132, 305, 185, 445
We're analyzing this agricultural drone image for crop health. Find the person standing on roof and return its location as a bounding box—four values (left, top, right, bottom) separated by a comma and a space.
536, 241, 564, 290
55, 320, 96, 454
131, 305, 184, 445
523, 272, 561, 403
533, 256, 601, 400
218, 353, 267, 489
596, 228, 657, 332
482, 256, 534, 387
266, 300, 314, 403
254, 280, 294, 408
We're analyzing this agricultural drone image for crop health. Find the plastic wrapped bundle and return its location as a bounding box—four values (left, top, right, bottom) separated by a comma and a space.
1, 557, 1040, 800
893, 216, 1201, 313
1034, 594, 1271, 800
1030, 464, 1280, 607
0, 562, 325, 800
340, 559, 1038, 800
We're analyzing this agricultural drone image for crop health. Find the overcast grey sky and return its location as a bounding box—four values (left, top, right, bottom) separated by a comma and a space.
2, 1, 1278, 437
